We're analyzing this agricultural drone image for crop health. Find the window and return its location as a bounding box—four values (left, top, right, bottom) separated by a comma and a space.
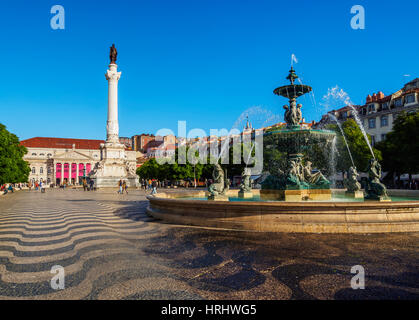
368, 118, 376, 129
32, 167, 36, 174
47, 153, 52, 157
40, 153, 45, 156
405, 94, 415, 104
32, 153, 37, 156
381, 115, 389, 127
381, 134, 386, 141
371, 135, 376, 146
394, 98, 403, 107
361, 108, 367, 115
40, 167, 43, 174
368, 104, 376, 113
382, 102, 389, 110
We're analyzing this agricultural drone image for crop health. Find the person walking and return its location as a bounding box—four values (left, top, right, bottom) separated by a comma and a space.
89, 179, 94, 191
122, 181, 128, 194
118, 180, 123, 194
151, 179, 157, 195
83, 178, 87, 191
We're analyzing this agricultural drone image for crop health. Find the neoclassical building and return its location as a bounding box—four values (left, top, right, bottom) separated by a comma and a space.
21, 137, 105, 185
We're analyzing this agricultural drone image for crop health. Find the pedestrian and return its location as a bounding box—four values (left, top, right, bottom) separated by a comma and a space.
118, 179, 123, 194
83, 178, 87, 191
89, 179, 94, 191
151, 179, 157, 195
123, 181, 128, 194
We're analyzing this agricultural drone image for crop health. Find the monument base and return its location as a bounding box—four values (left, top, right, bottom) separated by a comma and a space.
238, 191, 254, 199
207, 194, 229, 201
91, 176, 139, 189
89, 142, 139, 189
346, 191, 364, 199
260, 189, 332, 202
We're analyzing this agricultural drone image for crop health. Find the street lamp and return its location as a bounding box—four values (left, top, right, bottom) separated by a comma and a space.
193, 164, 196, 188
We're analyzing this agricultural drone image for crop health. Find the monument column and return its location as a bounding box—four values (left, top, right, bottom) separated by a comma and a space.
89, 44, 139, 189
105, 63, 121, 144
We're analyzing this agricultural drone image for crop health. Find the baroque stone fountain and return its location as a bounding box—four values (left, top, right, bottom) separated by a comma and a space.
261, 67, 336, 201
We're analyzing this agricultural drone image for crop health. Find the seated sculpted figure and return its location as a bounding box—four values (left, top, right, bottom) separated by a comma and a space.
365, 159, 389, 199
240, 167, 252, 193
303, 161, 330, 188
208, 163, 226, 196
345, 166, 361, 192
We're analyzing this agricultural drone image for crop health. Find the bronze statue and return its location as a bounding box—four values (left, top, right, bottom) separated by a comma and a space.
345, 166, 361, 192
303, 161, 329, 186
365, 159, 389, 200
110, 44, 117, 64
208, 164, 226, 196
239, 167, 252, 193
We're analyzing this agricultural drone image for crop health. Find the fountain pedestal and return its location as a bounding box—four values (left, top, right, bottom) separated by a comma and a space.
208, 194, 229, 201
261, 189, 331, 202
346, 191, 364, 199
238, 191, 253, 199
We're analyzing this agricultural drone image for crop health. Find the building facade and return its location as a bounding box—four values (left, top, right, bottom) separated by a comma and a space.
316, 78, 419, 146
132, 134, 155, 153
21, 137, 104, 185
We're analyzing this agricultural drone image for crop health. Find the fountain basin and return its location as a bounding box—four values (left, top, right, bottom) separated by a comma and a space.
146, 190, 419, 233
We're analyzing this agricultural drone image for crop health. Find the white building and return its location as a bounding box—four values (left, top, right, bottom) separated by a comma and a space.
21, 137, 103, 185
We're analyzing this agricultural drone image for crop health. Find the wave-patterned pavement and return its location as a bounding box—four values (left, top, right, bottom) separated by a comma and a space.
0, 189, 203, 299
0, 189, 418, 300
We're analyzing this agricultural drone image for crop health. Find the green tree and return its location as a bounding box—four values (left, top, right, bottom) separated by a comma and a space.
326, 119, 382, 174
376, 111, 419, 183
0, 123, 31, 184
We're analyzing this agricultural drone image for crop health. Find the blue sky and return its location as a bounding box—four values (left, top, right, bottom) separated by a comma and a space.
0, 0, 418, 140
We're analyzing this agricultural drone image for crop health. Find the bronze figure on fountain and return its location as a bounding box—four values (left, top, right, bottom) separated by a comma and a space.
208, 163, 229, 201
365, 159, 390, 201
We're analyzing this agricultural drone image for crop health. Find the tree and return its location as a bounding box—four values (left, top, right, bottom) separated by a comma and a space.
0, 123, 31, 184
376, 111, 419, 183
326, 119, 382, 174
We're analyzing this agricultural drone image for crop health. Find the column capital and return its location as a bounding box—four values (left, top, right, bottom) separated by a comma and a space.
105, 64, 121, 81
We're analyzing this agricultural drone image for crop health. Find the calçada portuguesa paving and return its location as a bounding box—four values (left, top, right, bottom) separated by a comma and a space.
0, 188, 418, 300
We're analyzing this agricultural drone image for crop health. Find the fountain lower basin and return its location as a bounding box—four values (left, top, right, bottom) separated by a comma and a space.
146, 190, 419, 234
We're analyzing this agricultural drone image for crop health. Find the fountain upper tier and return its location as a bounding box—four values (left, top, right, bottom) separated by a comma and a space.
273, 67, 312, 99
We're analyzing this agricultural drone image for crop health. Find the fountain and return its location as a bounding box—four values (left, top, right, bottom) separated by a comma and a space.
145, 67, 419, 234
260, 67, 336, 201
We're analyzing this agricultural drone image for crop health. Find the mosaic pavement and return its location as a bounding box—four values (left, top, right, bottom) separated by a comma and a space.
0, 189, 418, 300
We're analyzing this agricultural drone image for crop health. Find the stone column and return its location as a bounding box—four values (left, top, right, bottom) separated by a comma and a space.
105, 63, 122, 144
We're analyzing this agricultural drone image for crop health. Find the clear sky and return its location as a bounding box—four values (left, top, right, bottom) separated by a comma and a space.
0, 0, 418, 140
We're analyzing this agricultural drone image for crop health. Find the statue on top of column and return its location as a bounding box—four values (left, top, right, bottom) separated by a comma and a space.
110, 44, 117, 64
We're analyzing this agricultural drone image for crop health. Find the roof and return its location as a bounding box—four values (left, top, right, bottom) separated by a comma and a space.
21, 137, 105, 150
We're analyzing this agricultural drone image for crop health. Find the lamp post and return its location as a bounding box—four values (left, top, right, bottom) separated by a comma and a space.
83, 167, 86, 184
193, 164, 196, 188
